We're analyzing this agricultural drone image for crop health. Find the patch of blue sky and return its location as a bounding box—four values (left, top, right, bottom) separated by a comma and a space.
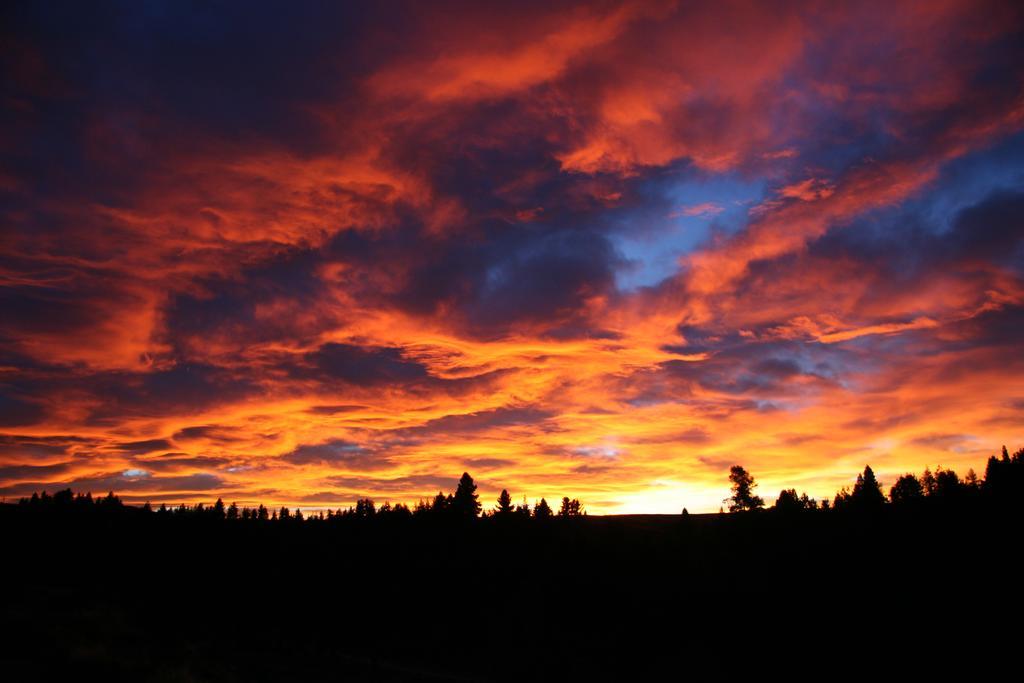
613, 172, 767, 290
907, 130, 1024, 233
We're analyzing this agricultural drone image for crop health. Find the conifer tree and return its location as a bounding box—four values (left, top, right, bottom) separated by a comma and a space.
495, 489, 514, 515
452, 472, 481, 517
850, 465, 885, 507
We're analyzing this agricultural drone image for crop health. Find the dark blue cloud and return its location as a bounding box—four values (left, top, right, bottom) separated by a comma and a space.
324, 474, 458, 494
0, 461, 73, 480
0, 471, 223, 497
0, 393, 45, 427
0, 435, 84, 459
280, 439, 385, 470
115, 438, 173, 454
82, 364, 261, 424
305, 343, 428, 385
172, 424, 246, 443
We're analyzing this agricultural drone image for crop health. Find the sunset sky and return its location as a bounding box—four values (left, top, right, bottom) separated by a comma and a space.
2, 1, 1023, 512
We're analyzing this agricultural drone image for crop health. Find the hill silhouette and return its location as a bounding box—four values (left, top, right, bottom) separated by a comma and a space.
3, 451, 1024, 680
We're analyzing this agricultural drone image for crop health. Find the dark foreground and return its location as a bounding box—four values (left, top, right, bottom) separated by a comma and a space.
3, 497, 1023, 681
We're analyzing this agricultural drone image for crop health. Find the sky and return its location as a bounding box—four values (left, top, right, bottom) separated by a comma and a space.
1, 0, 1023, 513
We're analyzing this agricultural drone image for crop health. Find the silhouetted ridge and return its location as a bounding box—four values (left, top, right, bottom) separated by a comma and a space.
4, 448, 1024, 680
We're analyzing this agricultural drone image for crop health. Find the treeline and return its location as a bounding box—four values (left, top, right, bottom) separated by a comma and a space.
727, 444, 1024, 513
13, 471, 585, 524
12, 445, 1024, 525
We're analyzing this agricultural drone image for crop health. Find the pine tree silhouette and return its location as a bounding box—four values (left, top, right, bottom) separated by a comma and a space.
495, 489, 514, 515
452, 472, 481, 517
850, 465, 885, 508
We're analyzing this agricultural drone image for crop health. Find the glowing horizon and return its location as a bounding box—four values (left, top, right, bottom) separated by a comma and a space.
2, 1, 1023, 512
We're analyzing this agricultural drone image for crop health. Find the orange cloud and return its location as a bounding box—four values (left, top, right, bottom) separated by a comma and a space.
371, 3, 656, 103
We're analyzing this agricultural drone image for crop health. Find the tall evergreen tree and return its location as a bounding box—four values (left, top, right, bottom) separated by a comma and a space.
850, 465, 885, 507
452, 472, 481, 517
495, 489, 514, 516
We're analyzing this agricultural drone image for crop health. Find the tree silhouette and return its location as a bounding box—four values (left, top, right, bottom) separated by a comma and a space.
558, 497, 584, 516
933, 467, 963, 500
452, 472, 481, 517
533, 498, 552, 519
355, 498, 376, 518
850, 465, 885, 508
983, 446, 1024, 500
889, 474, 924, 504
727, 465, 764, 512
773, 489, 817, 512
494, 489, 514, 516
774, 489, 800, 512
920, 467, 937, 496
100, 491, 123, 509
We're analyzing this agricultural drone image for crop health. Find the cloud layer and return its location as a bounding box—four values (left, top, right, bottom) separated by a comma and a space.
2, 0, 1023, 511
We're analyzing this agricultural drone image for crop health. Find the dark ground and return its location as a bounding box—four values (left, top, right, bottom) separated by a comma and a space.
3, 503, 1021, 681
